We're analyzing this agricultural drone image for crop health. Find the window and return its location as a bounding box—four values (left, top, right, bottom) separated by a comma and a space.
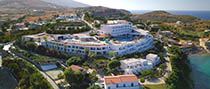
108, 87, 111, 89
123, 84, 126, 87
131, 83, 134, 87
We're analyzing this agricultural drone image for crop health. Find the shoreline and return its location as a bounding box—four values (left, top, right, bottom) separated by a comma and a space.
187, 48, 210, 57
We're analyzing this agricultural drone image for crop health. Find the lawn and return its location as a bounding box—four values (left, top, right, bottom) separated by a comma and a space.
0, 68, 18, 89
143, 84, 166, 89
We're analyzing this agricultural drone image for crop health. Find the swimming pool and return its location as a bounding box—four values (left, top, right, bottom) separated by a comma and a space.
116, 37, 133, 41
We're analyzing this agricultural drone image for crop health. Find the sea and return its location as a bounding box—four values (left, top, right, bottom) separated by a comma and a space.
130, 10, 210, 20
189, 56, 210, 89
131, 10, 210, 89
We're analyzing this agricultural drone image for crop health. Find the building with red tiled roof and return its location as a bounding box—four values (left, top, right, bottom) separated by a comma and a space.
104, 75, 142, 89
70, 65, 88, 74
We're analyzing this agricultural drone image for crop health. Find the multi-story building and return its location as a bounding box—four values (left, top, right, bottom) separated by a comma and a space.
146, 54, 161, 66
42, 35, 109, 55
22, 20, 154, 56
99, 20, 133, 37
108, 29, 154, 56
120, 54, 160, 74
120, 58, 153, 74
104, 75, 142, 89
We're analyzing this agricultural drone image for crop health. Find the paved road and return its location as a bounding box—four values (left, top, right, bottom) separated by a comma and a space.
81, 14, 98, 32
14, 53, 60, 89
141, 46, 172, 85
0, 54, 2, 67
40, 71, 59, 89
9, 47, 60, 89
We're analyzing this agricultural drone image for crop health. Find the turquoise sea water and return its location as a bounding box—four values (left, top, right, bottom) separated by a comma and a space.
189, 56, 210, 89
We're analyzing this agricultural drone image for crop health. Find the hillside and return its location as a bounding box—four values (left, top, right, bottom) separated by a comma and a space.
132, 11, 200, 23
40, 0, 89, 8
76, 6, 131, 18
0, 0, 62, 10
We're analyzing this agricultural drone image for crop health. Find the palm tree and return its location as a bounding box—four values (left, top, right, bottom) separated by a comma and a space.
109, 52, 117, 59
85, 48, 89, 55
63, 45, 67, 52
74, 49, 79, 54
88, 52, 96, 59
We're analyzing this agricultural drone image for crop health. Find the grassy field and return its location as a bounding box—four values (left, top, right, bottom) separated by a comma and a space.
143, 84, 166, 89
0, 68, 18, 89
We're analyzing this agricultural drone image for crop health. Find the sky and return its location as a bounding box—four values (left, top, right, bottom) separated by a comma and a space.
74, 0, 210, 11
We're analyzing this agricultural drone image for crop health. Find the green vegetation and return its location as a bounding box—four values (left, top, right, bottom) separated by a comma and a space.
0, 20, 91, 43
15, 39, 70, 59
2, 58, 53, 89
66, 57, 82, 66
143, 84, 166, 89
13, 47, 57, 64
165, 46, 193, 89
140, 78, 145, 83
141, 69, 155, 79
134, 11, 199, 23
84, 11, 107, 24
108, 60, 121, 69
87, 85, 102, 89
0, 27, 44, 43
45, 22, 91, 34
63, 68, 98, 89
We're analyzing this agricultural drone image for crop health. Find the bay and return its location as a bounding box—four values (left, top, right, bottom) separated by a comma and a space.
189, 55, 210, 89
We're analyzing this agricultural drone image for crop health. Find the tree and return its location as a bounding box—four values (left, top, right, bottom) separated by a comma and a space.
85, 48, 89, 55
141, 69, 155, 78
140, 78, 145, 83
87, 85, 102, 89
66, 57, 82, 66
160, 64, 167, 70
88, 52, 96, 60
109, 52, 117, 58
64, 68, 85, 88
25, 41, 37, 51
108, 60, 121, 70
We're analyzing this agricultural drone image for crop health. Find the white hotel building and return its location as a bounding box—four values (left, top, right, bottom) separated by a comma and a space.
99, 20, 133, 37
22, 20, 154, 56
120, 54, 160, 74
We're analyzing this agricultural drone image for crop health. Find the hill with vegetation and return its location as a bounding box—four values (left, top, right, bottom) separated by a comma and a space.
76, 6, 131, 19
40, 0, 89, 8
0, 0, 63, 10
132, 11, 200, 23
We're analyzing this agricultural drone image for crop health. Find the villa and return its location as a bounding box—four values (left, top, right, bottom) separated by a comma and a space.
120, 54, 160, 74
22, 20, 154, 56
104, 75, 142, 89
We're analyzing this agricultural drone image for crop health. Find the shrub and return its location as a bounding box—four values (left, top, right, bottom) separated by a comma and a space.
140, 78, 145, 83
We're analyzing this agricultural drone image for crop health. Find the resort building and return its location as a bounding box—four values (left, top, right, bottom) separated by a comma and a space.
146, 54, 161, 66
120, 54, 160, 74
22, 20, 154, 56
120, 58, 153, 74
99, 20, 133, 37
104, 75, 142, 89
